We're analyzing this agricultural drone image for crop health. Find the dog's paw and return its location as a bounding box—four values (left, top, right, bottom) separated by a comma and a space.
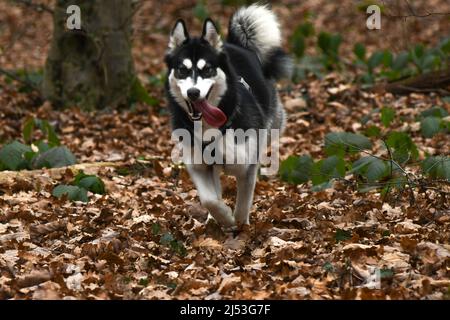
222, 224, 238, 233
205, 213, 215, 224
205, 217, 225, 238
206, 213, 237, 234
234, 216, 250, 227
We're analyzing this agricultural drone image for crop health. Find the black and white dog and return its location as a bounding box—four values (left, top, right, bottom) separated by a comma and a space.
165, 4, 291, 229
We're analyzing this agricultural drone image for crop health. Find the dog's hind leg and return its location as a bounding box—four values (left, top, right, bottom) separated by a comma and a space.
234, 164, 258, 225
186, 164, 235, 227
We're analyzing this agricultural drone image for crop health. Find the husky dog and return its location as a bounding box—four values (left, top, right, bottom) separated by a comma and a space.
165, 4, 291, 229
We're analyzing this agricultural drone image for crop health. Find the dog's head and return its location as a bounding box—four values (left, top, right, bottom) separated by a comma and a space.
165, 19, 229, 128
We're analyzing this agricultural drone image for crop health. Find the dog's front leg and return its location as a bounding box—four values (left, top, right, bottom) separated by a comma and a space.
234, 164, 258, 225
186, 164, 235, 227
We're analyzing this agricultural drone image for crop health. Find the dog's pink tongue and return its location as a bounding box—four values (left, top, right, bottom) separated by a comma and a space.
193, 100, 227, 127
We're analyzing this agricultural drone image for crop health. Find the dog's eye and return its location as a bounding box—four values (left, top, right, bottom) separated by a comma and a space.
200, 66, 215, 78
176, 66, 190, 78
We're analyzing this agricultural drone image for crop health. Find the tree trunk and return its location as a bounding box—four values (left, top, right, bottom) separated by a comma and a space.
43, 0, 135, 109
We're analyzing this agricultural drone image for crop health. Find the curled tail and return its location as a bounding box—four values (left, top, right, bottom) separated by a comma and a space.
228, 4, 292, 80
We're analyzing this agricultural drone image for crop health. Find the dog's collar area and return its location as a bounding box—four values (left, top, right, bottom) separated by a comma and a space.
199, 76, 249, 148
200, 105, 240, 149
222, 106, 238, 130
217, 76, 249, 131
238, 77, 251, 92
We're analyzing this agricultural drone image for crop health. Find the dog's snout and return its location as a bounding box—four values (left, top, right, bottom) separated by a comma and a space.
187, 88, 200, 101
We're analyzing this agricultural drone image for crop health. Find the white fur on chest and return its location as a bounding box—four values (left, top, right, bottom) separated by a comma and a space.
181, 130, 262, 169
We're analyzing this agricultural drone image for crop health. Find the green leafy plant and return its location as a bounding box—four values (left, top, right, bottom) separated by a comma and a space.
288, 18, 449, 85
418, 106, 449, 138
351, 156, 389, 183
381, 107, 395, 128
72, 171, 106, 194
279, 155, 313, 184
160, 232, 187, 256
335, 229, 352, 242
324, 132, 372, 157
1, 69, 43, 93
129, 77, 159, 107
279, 107, 449, 199
354, 39, 450, 85
422, 156, 450, 181
289, 21, 326, 82
148, 71, 167, 88
356, 0, 385, 13
311, 155, 346, 191
23, 118, 60, 146
353, 43, 366, 63
290, 22, 315, 59
385, 131, 419, 164
317, 31, 342, 70
52, 170, 106, 203
194, 1, 209, 22
0, 141, 32, 171
294, 28, 448, 84
0, 118, 76, 171
221, 0, 257, 5
52, 185, 89, 202
33, 146, 77, 169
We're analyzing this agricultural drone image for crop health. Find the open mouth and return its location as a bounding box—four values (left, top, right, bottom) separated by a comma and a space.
185, 87, 213, 121
186, 100, 202, 120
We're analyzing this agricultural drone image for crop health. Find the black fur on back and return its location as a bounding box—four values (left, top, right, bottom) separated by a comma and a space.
165, 39, 277, 136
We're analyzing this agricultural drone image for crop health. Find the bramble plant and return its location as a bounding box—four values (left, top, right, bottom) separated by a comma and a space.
0, 118, 76, 171
353, 39, 450, 85
279, 106, 450, 199
0, 117, 106, 203
193, 0, 209, 22
289, 15, 450, 84
52, 170, 106, 203
152, 223, 187, 256
2, 68, 43, 93
129, 77, 159, 107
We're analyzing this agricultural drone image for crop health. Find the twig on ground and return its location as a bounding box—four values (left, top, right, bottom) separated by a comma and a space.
382, 139, 416, 205
382, 0, 450, 19
0, 162, 125, 183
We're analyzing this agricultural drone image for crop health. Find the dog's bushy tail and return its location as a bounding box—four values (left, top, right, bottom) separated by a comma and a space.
228, 4, 292, 80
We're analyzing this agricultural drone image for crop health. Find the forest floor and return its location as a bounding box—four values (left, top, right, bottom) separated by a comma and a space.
0, 0, 449, 299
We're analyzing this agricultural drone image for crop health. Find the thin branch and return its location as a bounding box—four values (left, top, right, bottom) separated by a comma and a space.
384, 139, 394, 178
385, 12, 450, 18
379, 74, 450, 95
383, 138, 394, 199
381, 0, 450, 19
382, 140, 415, 205
11, 0, 54, 14
418, 185, 450, 195
323, 137, 439, 203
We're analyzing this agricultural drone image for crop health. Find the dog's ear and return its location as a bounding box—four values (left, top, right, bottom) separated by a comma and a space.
202, 19, 223, 51
169, 19, 189, 51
